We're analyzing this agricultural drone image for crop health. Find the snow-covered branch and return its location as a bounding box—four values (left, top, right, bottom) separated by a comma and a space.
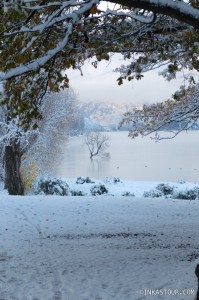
107, 0, 199, 28
0, 0, 198, 83
121, 83, 199, 139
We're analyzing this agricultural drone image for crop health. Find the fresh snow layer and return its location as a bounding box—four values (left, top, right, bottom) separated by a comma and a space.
0, 193, 199, 300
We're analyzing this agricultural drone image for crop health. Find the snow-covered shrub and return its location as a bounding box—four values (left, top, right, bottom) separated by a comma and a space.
70, 190, 85, 196
114, 177, 121, 183
121, 191, 135, 197
36, 178, 69, 196
143, 184, 175, 198
156, 183, 175, 196
104, 177, 122, 184
76, 177, 95, 184
90, 184, 108, 196
172, 187, 199, 200
143, 190, 163, 198
104, 177, 111, 184
178, 180, 186, 184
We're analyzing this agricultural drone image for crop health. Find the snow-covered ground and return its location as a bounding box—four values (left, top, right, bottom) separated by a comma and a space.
0, 180, 199, 300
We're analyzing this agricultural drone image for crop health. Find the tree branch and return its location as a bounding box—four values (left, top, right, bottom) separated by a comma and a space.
106, 0, 199, 28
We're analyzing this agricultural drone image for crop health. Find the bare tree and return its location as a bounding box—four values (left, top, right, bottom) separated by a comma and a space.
84, 132, 110, 159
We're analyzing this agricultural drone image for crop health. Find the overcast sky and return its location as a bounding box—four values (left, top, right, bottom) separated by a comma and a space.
67, 54, 187, 105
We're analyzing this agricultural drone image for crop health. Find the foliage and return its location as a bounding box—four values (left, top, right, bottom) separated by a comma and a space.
90, 184, 108, 196
143, 190, 163, 198
36, 178, 69, 196
121, 83, 199, 139
0, 0, 198, 129
104, 177, 122, 184
70, 190, 85, 196
20, 162, 39, 194
114, 177, 121, 183
121, 191, 135, 197
76, 176, 95, 184
156, 183, 175, 196
172, 187, 199, 200
143, 184, 199, 200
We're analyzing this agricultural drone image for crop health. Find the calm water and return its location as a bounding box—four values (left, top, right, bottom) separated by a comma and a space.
55, 131, 199, 182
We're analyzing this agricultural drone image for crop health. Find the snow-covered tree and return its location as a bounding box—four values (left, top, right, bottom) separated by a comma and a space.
121, 83, 199, 139
0, 1, 198, 86
24, 88, 80, 176
0, 1, 197, 124
0, 1, 198, 118
0, 86, 80, 194
0, 86, 39, 195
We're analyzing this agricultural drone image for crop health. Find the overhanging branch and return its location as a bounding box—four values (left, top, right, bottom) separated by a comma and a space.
106, 0, 199, 28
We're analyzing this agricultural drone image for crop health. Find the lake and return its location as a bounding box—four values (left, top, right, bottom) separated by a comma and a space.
55, 131, 199, 182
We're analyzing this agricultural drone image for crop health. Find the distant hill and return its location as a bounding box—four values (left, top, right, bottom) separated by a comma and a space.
79, 101, 199, 132
80, 102, 139, 131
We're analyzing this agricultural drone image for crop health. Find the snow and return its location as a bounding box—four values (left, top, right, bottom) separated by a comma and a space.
0, 179, 199, 299
54, 177, 199, 198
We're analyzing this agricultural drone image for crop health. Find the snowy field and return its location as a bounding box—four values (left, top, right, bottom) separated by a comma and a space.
0, 180, 199, 300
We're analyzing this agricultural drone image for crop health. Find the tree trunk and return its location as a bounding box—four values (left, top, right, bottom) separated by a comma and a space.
4, 140, 24, 195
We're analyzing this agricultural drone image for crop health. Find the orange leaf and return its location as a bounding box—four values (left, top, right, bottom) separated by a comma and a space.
48, 79, 54, 90
90, 6, 98, 14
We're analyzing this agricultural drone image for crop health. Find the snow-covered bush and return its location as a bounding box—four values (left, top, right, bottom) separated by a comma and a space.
104, 177, 122, 184
143, 184, 175, 198
143, 190, 163, 198
35, 178, 69, 196
70, 190, 85, 196
172, 187, 199, 200
156, 183, 175, 196
121, 191, 135, 197
76, 177, 94, 184
90, 184, 108, 196
178, 180, 186, 184
114, 177, 121, 183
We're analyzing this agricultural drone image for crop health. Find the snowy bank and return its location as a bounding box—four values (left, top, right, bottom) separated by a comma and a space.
35, 177, 199, 199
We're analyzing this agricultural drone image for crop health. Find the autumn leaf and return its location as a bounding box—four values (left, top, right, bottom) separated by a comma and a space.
90, 6, 98, 15
84, 43, 90, 49
48, 79, 55, 90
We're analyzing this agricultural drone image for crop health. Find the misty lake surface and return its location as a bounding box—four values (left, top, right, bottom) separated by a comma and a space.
55, 131, 199, 182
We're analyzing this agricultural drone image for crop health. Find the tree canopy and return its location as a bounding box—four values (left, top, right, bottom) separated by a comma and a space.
0, 0, 198, 129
